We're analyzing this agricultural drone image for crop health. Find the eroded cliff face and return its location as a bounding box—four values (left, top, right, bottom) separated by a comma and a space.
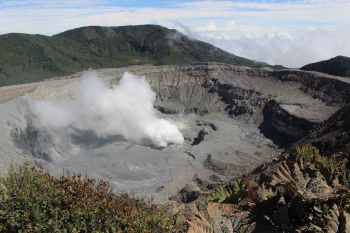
284, 103, 350, 159
102, 63, 345, 146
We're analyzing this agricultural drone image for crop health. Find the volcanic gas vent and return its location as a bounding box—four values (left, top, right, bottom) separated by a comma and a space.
30, 71, 184, 148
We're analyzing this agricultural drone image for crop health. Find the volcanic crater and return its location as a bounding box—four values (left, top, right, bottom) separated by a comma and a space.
0, 63, 348, 202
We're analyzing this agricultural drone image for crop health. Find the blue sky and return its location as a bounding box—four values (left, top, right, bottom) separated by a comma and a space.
1, 0, 350, 67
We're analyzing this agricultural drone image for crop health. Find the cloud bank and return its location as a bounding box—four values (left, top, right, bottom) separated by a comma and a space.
181, 23, 350, 68
31, 71, 184, 147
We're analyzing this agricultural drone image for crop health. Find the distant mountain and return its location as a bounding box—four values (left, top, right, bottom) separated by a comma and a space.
0, 25, 268, 86
301, 55, 350, 77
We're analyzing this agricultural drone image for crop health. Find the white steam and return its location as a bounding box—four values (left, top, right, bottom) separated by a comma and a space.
30, 71, 184, 147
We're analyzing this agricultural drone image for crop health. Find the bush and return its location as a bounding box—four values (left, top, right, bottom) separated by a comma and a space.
0, 162, 179, 232
296, 144, 319, 162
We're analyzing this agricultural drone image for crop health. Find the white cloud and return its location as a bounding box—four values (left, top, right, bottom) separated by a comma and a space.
197, 24, 350, 67
197, 20, 235, 32
197, 21, 218, 31
225, 20, 236, 31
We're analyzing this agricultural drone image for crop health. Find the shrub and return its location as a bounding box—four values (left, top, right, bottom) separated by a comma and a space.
0, 161, 179, 232
296, 144, 319, 162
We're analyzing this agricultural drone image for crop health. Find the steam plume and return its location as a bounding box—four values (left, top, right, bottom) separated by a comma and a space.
31, 71, 184, 147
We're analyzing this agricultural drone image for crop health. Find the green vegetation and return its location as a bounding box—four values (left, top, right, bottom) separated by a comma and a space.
297, 144, 350, 186
296, 144, 319, 162
207, 179, 258, 204
0, 25, 269, 86
0, 162, 179, 232
301, 55, 350, 77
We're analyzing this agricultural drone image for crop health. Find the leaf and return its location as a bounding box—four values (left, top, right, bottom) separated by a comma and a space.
257, 183, 276, 201
188, 203, 250, 233
325, 204, 350, 233
309, 223, 322, 232
207, 179, 249, 204
325, 205, 340, 233
188, 212, 221, 233
270, 159, 339, 201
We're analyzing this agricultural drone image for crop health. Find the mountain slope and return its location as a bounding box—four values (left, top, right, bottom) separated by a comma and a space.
0, 25, 267, 86
301, 55, 350, 77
